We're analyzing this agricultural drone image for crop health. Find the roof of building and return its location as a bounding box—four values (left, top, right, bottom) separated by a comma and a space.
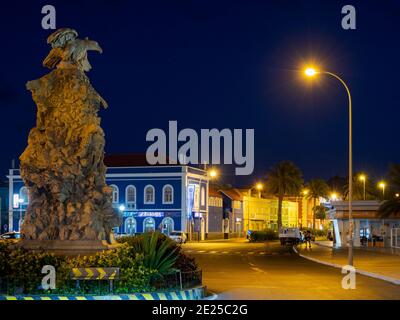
219, 188, 243, 201
104, 153, 176, 167
208, 186, 222, 198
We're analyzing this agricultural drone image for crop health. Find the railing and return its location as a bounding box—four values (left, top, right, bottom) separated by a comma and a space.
0, 269, 202, 295
150, 269, 202, 291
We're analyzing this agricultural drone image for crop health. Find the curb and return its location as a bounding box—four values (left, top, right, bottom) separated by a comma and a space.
0, 286, 206, 301
293, 246, 400, 286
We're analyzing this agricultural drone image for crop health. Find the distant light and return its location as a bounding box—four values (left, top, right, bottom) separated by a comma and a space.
379, 182, 386, 189
359, 174, 366, 181
305, 68, 317, 77
208, 169, 218, 179
396, 193, 399, 198
256, 183, 263, 190
119, 205, 125, 211
302, 189, 309, 196
330, 193, 338, 201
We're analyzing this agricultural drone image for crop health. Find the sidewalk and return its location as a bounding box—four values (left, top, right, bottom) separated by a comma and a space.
315, 240, 400, 256
296, 242, 400, 284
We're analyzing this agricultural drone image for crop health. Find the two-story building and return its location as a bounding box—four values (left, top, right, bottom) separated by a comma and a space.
7, 154, 210, 240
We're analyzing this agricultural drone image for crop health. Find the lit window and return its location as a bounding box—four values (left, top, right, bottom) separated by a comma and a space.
163, 185, 174, 204
126, 185, 136, 203
110, 185, 119, 203
19, 187, 29, 205
144, 185, 155, 204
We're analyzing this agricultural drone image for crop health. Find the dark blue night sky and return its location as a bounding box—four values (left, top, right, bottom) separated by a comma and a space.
0, 0, 399, 185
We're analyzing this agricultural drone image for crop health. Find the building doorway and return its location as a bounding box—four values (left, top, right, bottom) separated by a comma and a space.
143, 217, 155, 233
161, 217, 174, 235
125, 217, 137, 235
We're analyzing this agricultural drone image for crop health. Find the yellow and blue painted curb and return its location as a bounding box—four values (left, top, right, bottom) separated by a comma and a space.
0, 286, 205, 301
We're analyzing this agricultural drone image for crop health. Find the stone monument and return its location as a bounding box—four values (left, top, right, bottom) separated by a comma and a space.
17, 28, 121, 254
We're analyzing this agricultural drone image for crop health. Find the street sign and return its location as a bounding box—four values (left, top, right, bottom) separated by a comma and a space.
70, 267, 119, 280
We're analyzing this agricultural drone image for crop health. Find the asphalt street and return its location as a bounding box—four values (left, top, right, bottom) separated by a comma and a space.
182, 239, 400, 300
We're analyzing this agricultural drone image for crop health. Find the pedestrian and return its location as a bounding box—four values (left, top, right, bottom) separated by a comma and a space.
305, 230, 312, 248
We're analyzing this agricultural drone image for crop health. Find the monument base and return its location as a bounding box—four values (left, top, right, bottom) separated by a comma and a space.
13, 240, 121, 256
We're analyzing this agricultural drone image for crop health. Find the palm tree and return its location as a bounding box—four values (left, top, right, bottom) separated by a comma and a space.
379, 199, 400, 218
378, 164, 400, 218
306, 179, 329, 229
265, 161, 303, 230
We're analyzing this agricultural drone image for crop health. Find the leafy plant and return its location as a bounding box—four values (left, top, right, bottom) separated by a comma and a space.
248, 229, 278, 242
136, 232, 178, 274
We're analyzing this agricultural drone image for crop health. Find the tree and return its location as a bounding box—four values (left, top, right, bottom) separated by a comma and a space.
343, 172, 378, 200
378, 199, 400, 218
265, 161, 303, 230
378, 164, 400, 218
313, 205, 328, 221
306, 179, 329, 229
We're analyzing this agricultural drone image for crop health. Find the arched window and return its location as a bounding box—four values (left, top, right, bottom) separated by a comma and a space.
162, 185, 174, 204
125, 185, 136, 203
161, 217, 174, 235
201, 187, 206, 206
19, 187, 29, 205
144, 185, 155, 204
125, 217, 137, 235
143, 217, 155, 233
110, 185, 119, 203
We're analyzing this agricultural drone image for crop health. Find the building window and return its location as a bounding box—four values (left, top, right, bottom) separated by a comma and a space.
126, 185, 136, 203
161, 217, 174, 235
163, 185, 174, 204
19, 187, 29, 205
110, 185, 119, 203
201, 187, 206, 206
143, 217, 155, 233
125, 217, 136, 235
144, 185, 155, 204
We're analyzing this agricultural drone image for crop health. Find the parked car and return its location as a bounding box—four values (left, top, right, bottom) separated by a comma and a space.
168, 231, 187, 244
0, 231, 21, 241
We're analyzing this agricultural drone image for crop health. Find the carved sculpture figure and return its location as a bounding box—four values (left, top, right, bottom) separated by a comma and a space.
19, 28, 120, 244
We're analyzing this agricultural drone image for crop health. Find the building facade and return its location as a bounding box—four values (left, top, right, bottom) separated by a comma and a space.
7, 157, 210, 240
207, 186, 223, 235
330, 200, 400, 248
242, 194, 299, 232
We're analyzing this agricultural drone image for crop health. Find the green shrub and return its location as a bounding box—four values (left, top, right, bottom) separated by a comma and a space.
249, 229, 278, 242
0, 232, 197, 294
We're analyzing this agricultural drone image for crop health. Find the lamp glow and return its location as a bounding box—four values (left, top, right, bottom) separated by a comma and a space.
119, 205, 125, 212
256, 183, 263, 190
305, 68, 317, 77
209, 169, 218, 179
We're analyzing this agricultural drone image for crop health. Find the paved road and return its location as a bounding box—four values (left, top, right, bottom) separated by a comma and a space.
182, 239, 400, 300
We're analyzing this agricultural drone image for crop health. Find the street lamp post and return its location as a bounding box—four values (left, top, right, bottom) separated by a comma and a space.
359, 175, 366, 200
304, 68, 354, 266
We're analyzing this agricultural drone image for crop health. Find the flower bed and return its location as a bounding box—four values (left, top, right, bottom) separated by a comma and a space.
0, 232, 200, 295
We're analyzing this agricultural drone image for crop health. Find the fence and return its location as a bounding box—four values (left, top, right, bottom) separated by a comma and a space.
391, 228, 400, 249
0, 269, 202, 295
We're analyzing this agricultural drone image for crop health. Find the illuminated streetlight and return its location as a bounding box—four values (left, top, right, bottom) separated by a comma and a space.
302, 189, 309, 196
330, 193, 338, 201
379, 182, 386, 199
304, 68, 318, 77
359, 174, 366, 200
208, 169, 218, 179
302, 66, 354, 266
396, 193, 399, 198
